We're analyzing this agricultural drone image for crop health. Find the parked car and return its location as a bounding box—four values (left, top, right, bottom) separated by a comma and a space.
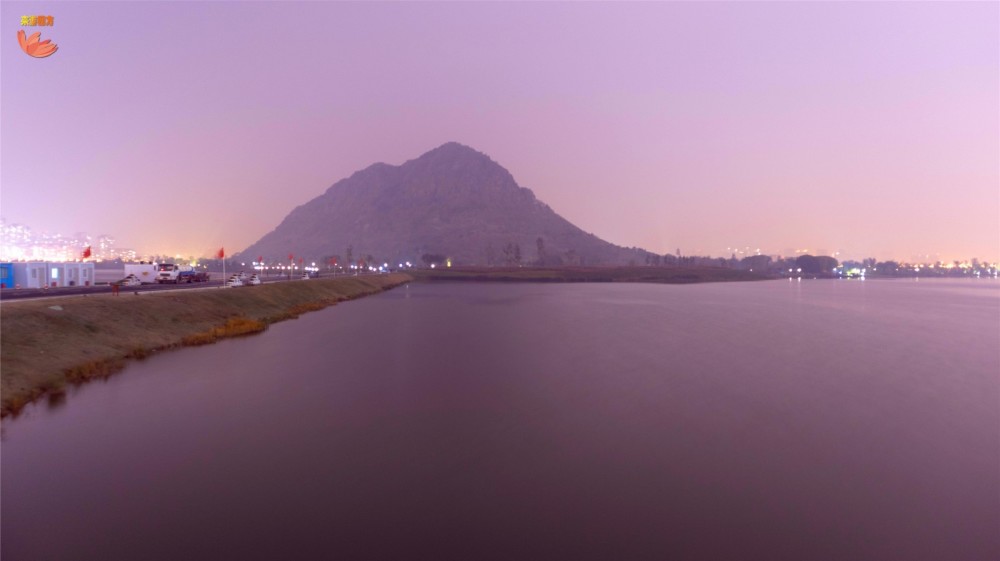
120, 274, 142, 287
247, 274, 262, 286
225, 275, 244, 288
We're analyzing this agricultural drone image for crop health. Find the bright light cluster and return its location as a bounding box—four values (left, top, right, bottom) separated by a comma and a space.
0, 220, 135, 262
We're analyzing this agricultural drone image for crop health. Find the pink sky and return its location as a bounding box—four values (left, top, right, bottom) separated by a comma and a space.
2, 2, 997, 262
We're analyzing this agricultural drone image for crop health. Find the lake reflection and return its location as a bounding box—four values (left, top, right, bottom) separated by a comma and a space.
2, 279, 998, 560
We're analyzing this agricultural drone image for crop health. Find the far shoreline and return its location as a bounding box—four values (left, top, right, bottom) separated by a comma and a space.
409, 265, 770, 284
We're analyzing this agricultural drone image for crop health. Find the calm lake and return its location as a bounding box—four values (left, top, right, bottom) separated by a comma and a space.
2, 279, 998, 560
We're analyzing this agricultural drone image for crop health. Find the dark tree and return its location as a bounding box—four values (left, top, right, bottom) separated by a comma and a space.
795, 255, 838, 274
876, 261, 901, 275
795, 255, 821, 274
814, 255, 838, 273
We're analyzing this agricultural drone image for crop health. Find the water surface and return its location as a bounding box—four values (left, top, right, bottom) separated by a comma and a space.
3, 279, 998, 560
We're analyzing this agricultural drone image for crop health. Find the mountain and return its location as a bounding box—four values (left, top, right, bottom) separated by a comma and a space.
236, 142, 651, 267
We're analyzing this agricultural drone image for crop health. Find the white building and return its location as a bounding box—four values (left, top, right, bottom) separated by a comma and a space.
9, 262, 95, 288
58, 262, 95, 287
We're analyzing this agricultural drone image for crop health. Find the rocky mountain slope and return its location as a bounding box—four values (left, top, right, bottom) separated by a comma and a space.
237, 142, 650, 266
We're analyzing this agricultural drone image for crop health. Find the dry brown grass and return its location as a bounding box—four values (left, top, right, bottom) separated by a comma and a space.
181, 317, 267, 346
0, 274, 411, 417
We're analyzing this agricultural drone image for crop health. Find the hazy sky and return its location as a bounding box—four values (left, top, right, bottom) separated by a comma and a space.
2, 2, 997, 262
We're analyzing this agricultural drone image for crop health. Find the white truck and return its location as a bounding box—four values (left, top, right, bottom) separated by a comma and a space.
156, 264, 209, 284
123, 262, 160, 284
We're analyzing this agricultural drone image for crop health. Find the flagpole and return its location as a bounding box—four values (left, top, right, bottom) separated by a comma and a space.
222, 246, 226, 286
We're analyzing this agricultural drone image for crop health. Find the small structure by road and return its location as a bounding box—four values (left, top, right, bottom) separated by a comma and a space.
0, 261, 95, 289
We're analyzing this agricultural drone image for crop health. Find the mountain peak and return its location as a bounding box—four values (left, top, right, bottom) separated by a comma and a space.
238, 143, 648, 266
413, 142, 495, 166
401, 141, 512, 189
426, 141, 482, 156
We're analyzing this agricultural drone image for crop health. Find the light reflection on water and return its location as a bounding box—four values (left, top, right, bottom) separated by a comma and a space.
2, 278, 998, 561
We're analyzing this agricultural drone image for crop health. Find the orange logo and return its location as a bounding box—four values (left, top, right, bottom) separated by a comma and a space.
17, 30, 57, 58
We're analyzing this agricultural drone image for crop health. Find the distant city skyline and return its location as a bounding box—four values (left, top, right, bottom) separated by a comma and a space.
2, 2, 997, 262
2, 216, 995, 268
0, 219, 136, 262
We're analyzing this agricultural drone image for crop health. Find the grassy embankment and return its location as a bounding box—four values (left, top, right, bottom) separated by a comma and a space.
0, 274, 411, 417
410, 266, 769, 284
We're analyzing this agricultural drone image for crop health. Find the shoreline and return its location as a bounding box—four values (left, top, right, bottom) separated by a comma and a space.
409, 266, 769, 284
1, 274, 412, 418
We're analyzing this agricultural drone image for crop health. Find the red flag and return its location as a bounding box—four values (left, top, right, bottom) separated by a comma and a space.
288, 253, 294, 261
82, 246, 92, 259
216, 247, 225, 259
258, 256, 263, 263
329, 257, 337, 266
298, 258, 304, 265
